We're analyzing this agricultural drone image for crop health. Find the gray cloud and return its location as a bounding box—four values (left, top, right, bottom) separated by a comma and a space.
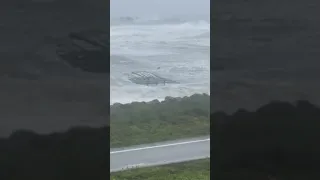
111, 0, 210, 18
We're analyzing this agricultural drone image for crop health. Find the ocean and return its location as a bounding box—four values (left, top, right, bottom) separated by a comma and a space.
110, 16, 210, 104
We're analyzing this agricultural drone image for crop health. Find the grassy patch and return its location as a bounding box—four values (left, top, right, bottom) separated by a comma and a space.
111, 158, 210, 180
110, 94, 210, 148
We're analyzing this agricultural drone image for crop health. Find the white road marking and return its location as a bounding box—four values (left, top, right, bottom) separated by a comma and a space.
110, 138, 210, 154
125, 163, 146, 169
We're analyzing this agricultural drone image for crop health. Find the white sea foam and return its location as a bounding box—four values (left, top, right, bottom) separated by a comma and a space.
110, 17, 210, 104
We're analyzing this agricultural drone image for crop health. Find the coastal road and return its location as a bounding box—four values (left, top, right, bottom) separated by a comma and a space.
110, 136, 210, 172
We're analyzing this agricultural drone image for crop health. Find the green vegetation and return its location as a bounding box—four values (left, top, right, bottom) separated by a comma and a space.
111, 158, 210, 180
110, 94, 210, 148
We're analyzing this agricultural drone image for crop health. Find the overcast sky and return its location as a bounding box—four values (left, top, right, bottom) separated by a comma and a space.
111, 0, 210, 18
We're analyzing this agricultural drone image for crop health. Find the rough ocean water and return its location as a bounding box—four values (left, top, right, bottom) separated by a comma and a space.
110, 16, 210, 104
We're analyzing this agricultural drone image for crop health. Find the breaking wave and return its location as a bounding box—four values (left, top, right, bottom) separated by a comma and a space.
110, 15, 210, 104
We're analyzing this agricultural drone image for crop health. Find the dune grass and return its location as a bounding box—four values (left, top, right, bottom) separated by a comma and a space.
110, 94, 210, 148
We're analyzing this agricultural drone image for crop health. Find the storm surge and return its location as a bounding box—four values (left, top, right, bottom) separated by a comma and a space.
110, 16, 210, 104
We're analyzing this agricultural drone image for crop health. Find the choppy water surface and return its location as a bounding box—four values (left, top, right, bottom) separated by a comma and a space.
110, 16, 210, 104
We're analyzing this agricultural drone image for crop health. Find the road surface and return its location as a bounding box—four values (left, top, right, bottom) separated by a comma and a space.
110, 136, 210, 172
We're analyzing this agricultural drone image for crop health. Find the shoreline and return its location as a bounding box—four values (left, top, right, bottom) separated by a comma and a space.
110, 92, 211, 105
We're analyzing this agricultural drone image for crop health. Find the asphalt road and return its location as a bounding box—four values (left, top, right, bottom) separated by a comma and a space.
110, 136, 210, 172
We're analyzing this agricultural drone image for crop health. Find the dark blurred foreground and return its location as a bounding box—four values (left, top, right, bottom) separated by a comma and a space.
0, 0, 109, 137
211, 0, 320, 113
212, 100, 320, 179
0, 126, 109, 180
